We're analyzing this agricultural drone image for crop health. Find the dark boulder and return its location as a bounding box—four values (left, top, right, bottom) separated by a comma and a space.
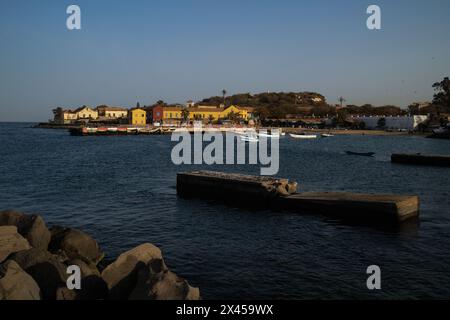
0, 260, 41, 300
49, 226, 104, 265
65, 259, 108, 300
9, 248, 68, 300
101, 243, 200, 300
129, 258, 200, 300
0, 226, 31, 263
101, 243, 164, 300
0, 210, 51, 250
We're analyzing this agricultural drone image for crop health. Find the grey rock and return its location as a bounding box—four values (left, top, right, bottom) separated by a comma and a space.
129, 258, 200, 300
0, 260, 41, 300
56, 287, 77, 300
0, 226, 31, 263
101, 243, 164, 299
49, 226, 104, 265
0, 210, 51, 250
10, 248, 68, 300
102, 243, 200, 300
65, 259, 108, 300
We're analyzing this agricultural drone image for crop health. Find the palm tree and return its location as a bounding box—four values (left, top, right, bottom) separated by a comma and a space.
338, 96, 346, 108
181, 109, 190, 123
222, 89, 227, 104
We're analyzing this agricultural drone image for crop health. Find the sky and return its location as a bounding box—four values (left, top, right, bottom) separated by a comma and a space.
0, 0, 449, 122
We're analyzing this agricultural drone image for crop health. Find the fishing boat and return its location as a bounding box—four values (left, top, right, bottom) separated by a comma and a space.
345, 151, 375, 157
427, 123, 450, 139
290, 133, 317, 139
257, 132, 280, 139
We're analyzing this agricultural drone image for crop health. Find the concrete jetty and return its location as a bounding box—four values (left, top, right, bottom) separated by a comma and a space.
177, 171, 419, 225
177, 171, 298, 206
392, 153, 450, 167
277, 192, 419, 224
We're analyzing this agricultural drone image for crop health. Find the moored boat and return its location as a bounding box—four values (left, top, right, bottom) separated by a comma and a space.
290, 133, 317, 139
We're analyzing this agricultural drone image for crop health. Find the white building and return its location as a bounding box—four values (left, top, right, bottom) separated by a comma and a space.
350, 115, 429, 130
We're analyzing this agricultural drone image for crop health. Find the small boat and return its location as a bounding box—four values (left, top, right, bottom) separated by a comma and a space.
290, 133, 317, 139
345, 151, 375, 157
257, 132, 280, 139
321, 133, 334, 137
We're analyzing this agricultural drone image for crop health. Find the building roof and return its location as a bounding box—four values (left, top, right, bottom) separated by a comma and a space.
161, 106, 184, 112
73, 106, 95, 113
97, 106, 128, 112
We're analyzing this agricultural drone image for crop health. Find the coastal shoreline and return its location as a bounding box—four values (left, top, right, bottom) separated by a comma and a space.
33, 122, 426, 137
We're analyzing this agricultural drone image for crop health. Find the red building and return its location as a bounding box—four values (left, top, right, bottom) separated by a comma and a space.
151, 105, 164, 123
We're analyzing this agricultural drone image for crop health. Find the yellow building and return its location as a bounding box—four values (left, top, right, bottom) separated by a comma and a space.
129, 108, 147, 126
155, 105, 252, 124
220, 105, 250, 121
187, 105, 250, 121
74, 106, 98, 120
163, 107, 183, 121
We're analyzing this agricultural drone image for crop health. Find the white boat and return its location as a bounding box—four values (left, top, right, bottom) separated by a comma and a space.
290, 133, 317, 139
257, 132, 280, 139
321, 133, 335, 137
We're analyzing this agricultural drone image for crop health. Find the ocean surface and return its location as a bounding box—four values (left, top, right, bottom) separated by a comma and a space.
1, 122, 450, 299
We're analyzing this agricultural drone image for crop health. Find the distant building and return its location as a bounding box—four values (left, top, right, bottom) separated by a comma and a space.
350, 115, 429, 130
129, 108, 147, 126
74, 106, 98, 120
97, 106, 128, 119
53, 106, 98, 124
186, 100, 195, 108
151, 105, 252, 125
53, 108, 77, 124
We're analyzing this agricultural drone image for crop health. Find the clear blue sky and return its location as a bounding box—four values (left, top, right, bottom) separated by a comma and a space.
1, 0, 449, 121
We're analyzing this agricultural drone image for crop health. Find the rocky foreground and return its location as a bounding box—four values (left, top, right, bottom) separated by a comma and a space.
0, 210, 200, 300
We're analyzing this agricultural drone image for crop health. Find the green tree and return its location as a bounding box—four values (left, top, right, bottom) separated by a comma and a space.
338, 96, 346, 108
181, 109, 190, 122
432, 77, 450, 111
222, 89, 227, 104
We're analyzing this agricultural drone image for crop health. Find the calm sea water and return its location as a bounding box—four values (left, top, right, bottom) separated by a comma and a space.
1, 122, 450, 299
